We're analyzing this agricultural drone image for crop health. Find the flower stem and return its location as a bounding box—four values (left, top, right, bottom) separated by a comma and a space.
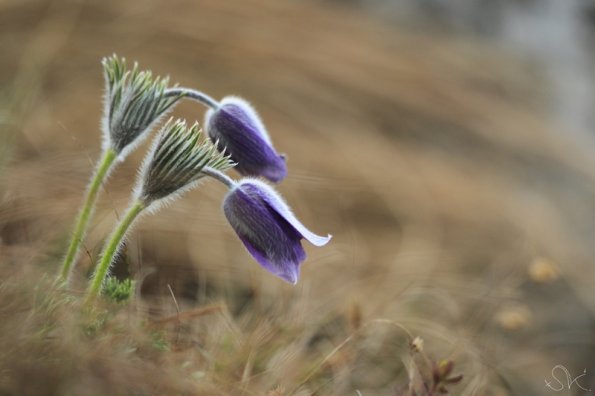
201, 166, 236, 188
164, 87, 219, 109
85, 200, 145, 304
59, 148, 117, 283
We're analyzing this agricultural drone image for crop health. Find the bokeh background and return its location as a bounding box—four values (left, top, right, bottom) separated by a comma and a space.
2, 0, 595, 394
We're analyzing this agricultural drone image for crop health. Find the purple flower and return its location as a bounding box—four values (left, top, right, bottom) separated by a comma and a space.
205, 96, 287, 183
223, 179, 331, 284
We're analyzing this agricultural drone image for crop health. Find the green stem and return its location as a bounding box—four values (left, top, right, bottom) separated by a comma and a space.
85, 200, 145, 304
59, 148, 118, 283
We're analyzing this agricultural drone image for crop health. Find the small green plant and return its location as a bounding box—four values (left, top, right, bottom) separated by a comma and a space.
101, 277, 135, 304
150, 330, 170, 352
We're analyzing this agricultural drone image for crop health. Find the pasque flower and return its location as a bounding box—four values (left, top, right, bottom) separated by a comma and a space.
223, 179, 331, 284
59, 55, 185, 283
205, 96, 287, 183
102, 55, 184, 157
85, 119, 233, 303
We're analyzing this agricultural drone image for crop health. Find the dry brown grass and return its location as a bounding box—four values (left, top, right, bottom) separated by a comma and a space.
2, 0, 595, 394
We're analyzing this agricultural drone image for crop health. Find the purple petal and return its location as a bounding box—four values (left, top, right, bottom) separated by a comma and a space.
205, 96, 287, 183
219, 97, 272, 145
240, 180, 332, 247
223, 182, 307, 283
237, 234, 300, 284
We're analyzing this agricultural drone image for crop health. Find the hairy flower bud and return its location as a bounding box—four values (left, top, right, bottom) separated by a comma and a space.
205, 96, 287, 183
223, 179, 331, 284
102, 55, 184, 158
136, 118, 234, 205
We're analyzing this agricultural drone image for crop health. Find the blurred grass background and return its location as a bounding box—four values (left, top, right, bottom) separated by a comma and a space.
2, 0, 595, 394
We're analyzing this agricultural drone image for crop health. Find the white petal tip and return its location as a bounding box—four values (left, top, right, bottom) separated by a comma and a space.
307, 233, 332, 247
280, 270, 299, 285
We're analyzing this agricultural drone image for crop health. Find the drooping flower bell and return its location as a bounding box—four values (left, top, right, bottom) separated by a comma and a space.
223, 179, 331, 284
205, 96, 287, 183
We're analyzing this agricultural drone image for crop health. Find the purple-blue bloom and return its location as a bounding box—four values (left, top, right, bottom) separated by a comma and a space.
223, 179, 331, 284
205, 96, 287, 183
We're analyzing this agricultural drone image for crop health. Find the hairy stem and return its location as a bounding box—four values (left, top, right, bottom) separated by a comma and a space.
60, 148, 117, 283
85, 200, 145, 304
165, 87, 219, 109
201, 166, 236, 188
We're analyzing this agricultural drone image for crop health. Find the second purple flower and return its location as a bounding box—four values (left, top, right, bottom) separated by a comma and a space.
205, 96, 287, 183
223, 179, 331, 284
